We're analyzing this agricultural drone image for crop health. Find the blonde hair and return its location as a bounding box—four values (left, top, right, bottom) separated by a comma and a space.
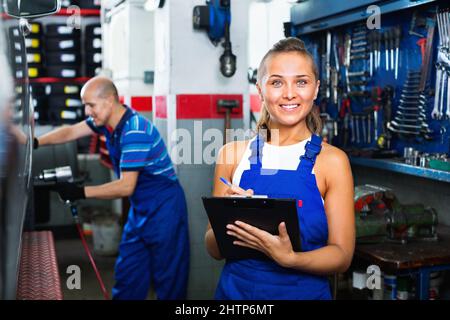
255, 37, 322, 140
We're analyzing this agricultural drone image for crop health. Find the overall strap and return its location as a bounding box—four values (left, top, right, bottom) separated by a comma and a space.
248, 134, 264, 170
298, 134, 323, 177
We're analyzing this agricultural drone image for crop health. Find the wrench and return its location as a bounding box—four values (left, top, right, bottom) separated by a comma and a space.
396, 117, 427, 123
362, 115, 367, 144
394, 27, 401, 79
350, 54, 369, 60
390, 28, 395, 71
444, 11, 450, 48
384, 31, 389, 71
397, 111, 427, 118
351, 115, 355, 143
447, 10, 450, 46
347, 71, 369, 77
376, 32, 381, 69
344, 34, 351, 68
326, 31, 331, 99
432, 65, 443, 119
439, 68, 447, 119
350, 47, 367, 54
398, 102, 426, 109
400, 93, 426, 99
345, 69, 350, 93
437, 11, 442, 49
387, 122, 420, 135
397, 112, 426, 117
396, 122, 427, 129
395, 117, 426, 124
396, 116, 427, 122
353, 31, 367, 38
399, 98, 427, 105
390, 120, 427, 130
369, 50, 373, 77
396, 111, 426, 118
352, 41, 368, 48
447, 70, 450, 119
373, 106, 379, 141
398, 106, 425, 113
355, 115, 360, 144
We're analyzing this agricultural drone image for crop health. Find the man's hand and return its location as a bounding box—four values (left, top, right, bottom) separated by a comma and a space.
54, 182, 86, 202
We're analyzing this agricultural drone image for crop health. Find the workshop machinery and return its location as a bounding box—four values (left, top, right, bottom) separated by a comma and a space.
193, 0, 236, 77
354, 184, 439, 244
385, 204, 439, 244
35, 166, 110, 299
433, 8, 450, 120
289, 0, 449, 171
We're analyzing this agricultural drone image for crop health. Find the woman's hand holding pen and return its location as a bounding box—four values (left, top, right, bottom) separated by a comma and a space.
226, 221, 295, 268
218, 177, 295, 266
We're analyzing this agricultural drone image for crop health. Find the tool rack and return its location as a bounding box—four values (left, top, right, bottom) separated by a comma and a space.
287, 0, 450, 175
288, 0, 450, 300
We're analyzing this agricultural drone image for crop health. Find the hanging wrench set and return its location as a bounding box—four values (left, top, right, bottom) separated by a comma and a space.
433, 9, 450, 121
289, 0, 449, 169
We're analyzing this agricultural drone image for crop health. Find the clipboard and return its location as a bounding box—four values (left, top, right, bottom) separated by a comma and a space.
202, 196, 302, 260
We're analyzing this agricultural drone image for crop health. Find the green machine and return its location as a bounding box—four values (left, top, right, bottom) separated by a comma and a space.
354, 185, 438, 244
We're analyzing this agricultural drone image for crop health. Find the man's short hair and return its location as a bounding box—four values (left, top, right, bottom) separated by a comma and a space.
96, 80, 119, 102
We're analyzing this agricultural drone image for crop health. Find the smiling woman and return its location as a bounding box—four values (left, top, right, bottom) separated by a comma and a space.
205, 37, 355, 300
255, 38, 322, 142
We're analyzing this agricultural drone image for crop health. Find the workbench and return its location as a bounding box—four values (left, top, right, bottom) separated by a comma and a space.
354, 225, 450, 300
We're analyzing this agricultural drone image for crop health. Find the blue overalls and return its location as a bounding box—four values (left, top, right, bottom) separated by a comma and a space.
215, 134, 331, 300
99, 108, 189, 300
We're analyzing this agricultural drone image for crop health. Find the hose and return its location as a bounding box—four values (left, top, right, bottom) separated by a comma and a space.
70, 204, 110, 300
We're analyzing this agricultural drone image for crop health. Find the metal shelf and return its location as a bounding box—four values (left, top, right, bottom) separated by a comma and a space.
1, 9, 100, 19
291, 0, 437, 35
29, 77, 91, 83
56, 9, 100, 16
350, 157, 450, 183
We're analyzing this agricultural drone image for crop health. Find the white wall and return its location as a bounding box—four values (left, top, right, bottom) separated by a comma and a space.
248, 0, 291, 94
102, 0, 155, 96
154, 0, 252, 94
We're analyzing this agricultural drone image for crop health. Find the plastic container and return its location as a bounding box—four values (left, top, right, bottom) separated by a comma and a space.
91, 214, 121, 256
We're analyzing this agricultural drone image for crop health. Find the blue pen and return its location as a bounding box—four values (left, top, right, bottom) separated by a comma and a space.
220, 177, 233, 188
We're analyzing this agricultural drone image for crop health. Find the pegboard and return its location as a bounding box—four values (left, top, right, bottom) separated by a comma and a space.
295, 1, 450, 157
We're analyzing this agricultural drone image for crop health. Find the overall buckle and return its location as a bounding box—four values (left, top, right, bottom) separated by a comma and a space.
301, 140, 321, 164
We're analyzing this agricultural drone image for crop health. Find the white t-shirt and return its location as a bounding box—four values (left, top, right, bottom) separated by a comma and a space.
232, 136, 314, 186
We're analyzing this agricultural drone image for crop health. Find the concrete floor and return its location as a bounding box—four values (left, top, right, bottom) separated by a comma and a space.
52, 221, 161, 300
54, 235, 117, 300
52, 229, 450, 300
53, 231, 156, 300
